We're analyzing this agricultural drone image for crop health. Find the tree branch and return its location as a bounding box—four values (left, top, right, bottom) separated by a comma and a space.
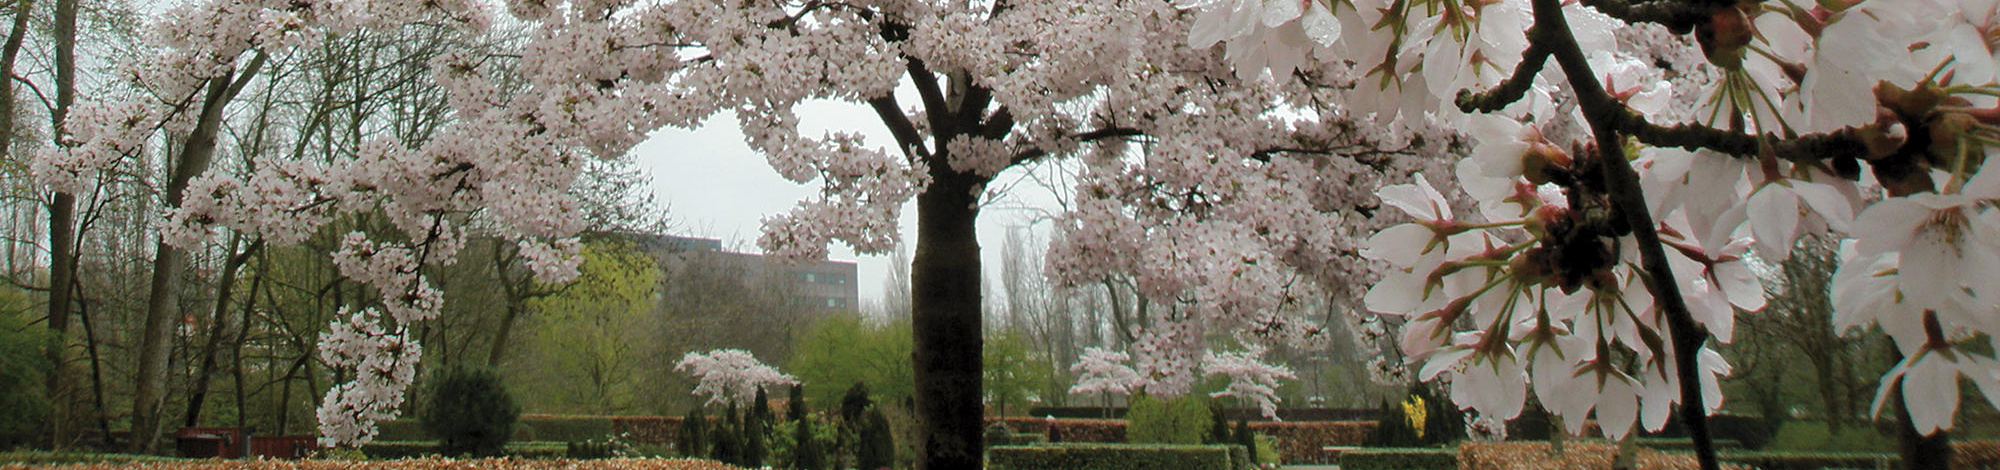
869, 94, 930, 161
1533, 0, 1721, 467
1009, 127, 1144, 165
1455, 29, 1553, 114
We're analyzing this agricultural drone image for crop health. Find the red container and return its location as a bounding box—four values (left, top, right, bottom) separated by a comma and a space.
174, 427, 242, 458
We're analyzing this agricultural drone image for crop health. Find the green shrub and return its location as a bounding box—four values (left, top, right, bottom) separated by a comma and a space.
1765, 421, 1894, 453
746, 387, 772, 468
1253, 433, 1280, 465
713, 405, 742, 465
1339, 447, 1459, 470
418, 367, 520, 457
1716, 450, 1899, 470
677, 407, 708, 457
0, 293, 52, 449
565, 439, 625, 459
1127, 394, 1210, 444
375, 419, 428, 441
857, 406, 895, 470
987, 443, 1251, 470
1635, 437, 1743, 452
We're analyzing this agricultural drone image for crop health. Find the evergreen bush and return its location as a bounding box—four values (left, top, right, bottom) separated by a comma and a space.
856, 406, 895, 470
677, 407, 708, 457
418, 367, 520, 457
713, 404, 742, 465
745, 387, 772, 468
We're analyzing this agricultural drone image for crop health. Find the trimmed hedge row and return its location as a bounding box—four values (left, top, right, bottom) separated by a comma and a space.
1636, 438, 1743, 452
984, 417, 1373, 463
1716, 451, 1896, 470
357, 441, 568, 460
987, 444, 1252, 470
0, 451, 182, 465
1340, 448, 1458, 470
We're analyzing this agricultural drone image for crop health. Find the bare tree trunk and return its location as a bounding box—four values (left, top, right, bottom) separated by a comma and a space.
182, 239, 260, 427
130, 53, 264, 453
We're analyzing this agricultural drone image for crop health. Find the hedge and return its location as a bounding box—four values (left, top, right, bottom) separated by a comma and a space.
1340, 448, 1458, 470
1635, 438, 1743, 452
517, 416, 615, 442
986, 443, 1252, 470
356, 441, 569, 460
983, 417, 1373, 464
1715, 451, 1897, 470
0, 457, 741, 469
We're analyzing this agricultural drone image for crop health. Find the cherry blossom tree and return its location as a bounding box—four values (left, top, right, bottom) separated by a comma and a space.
676, 349, 800, 408
1177, 0, 2000, 468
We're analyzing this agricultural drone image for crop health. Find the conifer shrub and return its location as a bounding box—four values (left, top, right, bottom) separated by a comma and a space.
418, 367, 520, 457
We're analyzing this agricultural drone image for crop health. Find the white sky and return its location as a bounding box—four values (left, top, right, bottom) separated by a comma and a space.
629, 98, 1070, 306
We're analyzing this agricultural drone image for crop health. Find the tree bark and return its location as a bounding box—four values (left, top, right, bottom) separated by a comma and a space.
910, 165, 985, 470
182, 239, 259, 428
130, 53, 263, 453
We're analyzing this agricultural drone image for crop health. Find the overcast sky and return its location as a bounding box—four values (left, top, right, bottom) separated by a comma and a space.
629, 97, 1069, 307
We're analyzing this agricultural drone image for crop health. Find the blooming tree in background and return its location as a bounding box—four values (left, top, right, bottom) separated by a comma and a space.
1068, 347, 1143, 400
676, 349, 801, 408
1070, 345, 1297, 419
1178, 0, 2000, 467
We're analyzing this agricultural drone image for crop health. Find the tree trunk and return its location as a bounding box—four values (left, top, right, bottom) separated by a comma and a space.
910, 167, 985, 470
130, 56, 260, 453
182, 239, 258, 428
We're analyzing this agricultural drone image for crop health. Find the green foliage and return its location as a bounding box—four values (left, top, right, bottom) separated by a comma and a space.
792, 315, 914, 407
1252, 433, 1280, 465
1204, 404, 1231, 445
773, 416, 835, 470
840, 382, 873, 427
418, 367, 521, 457
376, 419, 428, 441
1339, 448, 1460, 470
677, 407, 708, 457
713, 405, 742, 464
1126, 394, 1211, 445
1764, 420, 1894, 453
1716, 450, 1900, 470
744, 387, 772, 468
514, 240, 661, 414
984, 332, 1055, 416
856, 407, 895, 470
0, 288, 51, 449
565, 438, 627, 459
789, 383, 808, 422
1233, 419, 1253, 456
1633, 437, 1744, 452
986, 443, 1253, 470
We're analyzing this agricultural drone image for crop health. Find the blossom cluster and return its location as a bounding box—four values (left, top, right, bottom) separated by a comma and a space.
674, 349, 800, 408
1180, 0, 2000, 439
